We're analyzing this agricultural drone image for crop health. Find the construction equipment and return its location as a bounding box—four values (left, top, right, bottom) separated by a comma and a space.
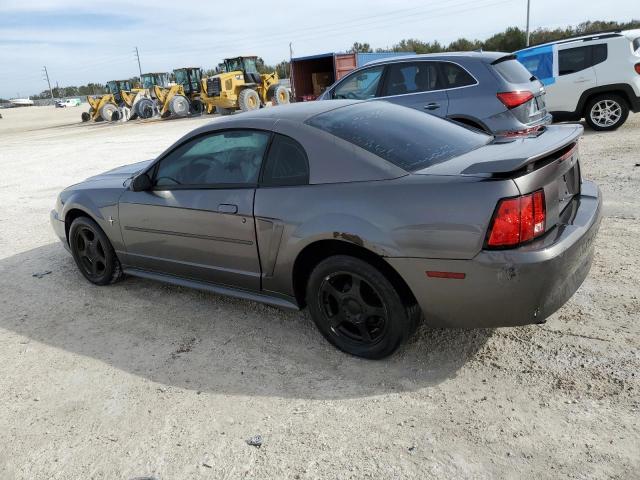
133, 72, 170, 119
82, 80, 132, 122
81, 79, 157, 122
154, 67, 207, 118
201, 56, 290, 114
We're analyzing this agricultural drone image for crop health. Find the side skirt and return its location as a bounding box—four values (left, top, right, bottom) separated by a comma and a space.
123, 267, 301, 311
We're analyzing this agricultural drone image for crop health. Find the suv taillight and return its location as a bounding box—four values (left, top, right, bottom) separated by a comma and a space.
635, 63, 640, 75
487, 190, 546, 248
497, 91, 534, 109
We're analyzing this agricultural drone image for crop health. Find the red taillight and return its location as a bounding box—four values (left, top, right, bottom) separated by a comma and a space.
497, 91, 534, 109
487, 189, 546, 248
635, 63, 640, 75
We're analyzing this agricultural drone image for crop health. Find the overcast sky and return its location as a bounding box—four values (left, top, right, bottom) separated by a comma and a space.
0, 0, 637, 98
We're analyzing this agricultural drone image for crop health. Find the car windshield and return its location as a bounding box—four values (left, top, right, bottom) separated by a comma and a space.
306, 101, 491, 172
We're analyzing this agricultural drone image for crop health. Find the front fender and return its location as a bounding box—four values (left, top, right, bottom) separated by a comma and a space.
60, 189, 125, 252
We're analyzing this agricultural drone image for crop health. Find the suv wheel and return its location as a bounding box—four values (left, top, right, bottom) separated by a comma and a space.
306, 255, 414, 359
585, 94, 629, 131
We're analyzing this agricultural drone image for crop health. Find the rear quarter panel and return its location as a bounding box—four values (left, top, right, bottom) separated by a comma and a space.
254, 175, 519, 297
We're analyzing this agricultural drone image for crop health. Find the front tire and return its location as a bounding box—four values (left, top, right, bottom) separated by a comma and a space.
135, 98, 155, 119
269, 85, 291, 105
306, 255, 413, 359
585, 94, 629, 131
169, 95, 190, 117
69, 217, 123, 286
99, 103, 118, 122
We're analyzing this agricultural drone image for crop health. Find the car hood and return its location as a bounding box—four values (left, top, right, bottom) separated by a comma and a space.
412, 125, 583, 177
67, 159, 153, 190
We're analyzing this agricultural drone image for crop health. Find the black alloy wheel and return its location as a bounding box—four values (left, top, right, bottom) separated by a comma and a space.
319, 271, 388, 345
306, 255, 414, 359
69, 216, 123, 285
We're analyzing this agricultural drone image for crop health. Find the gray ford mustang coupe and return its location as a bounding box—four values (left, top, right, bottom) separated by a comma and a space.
51, 100, 602, 359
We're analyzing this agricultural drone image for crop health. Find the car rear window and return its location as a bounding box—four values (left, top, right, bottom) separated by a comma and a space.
492, 57, 534, 83
305, 101, 490, 172
633, 37, 640, 53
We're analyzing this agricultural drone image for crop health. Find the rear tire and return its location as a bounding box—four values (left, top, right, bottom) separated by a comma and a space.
135, 98, 155, 119
69, 217, 123, 286
584, 94, 629, 131
238, 88, 260, 112
99, 103, 118, 122
306, 255, 413, 359
169, 95, 190, 117
190, 99, 205, 115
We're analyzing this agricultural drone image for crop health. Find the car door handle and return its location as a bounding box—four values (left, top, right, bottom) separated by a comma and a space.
218, 204, 238, 214
574, 77, 590, 83
424, 103, 440, 110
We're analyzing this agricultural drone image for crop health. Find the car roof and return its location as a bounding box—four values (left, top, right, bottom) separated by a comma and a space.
208, 99, 361, 125
363, 51, 509, 66
521, 29, 640, 51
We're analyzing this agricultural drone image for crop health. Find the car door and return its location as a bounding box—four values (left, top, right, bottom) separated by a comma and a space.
546, 45, 597, 112
118, 129, 271, 290
378, 61, 449, 117
330, 65, 385, 100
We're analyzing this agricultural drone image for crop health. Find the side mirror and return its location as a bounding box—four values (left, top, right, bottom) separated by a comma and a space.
131, 173, 152, 192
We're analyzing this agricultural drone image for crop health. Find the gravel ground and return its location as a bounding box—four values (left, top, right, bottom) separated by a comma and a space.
0, 106, 638, 479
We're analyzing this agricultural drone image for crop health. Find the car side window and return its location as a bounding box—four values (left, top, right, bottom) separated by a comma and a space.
591, 44, 608, 66
153, 130, 270, 188
261, 134, 309, 186
438, 63, 476, 88
559, 47, 588, 75
381, 62, 440, 96
333, 66, 384, 100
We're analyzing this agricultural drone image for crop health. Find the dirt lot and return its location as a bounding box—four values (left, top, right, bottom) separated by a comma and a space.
0, 106, 638, 479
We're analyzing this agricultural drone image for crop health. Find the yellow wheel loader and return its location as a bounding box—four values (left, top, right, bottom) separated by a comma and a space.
154, 67, 208, 118
81, 79, 156, 122
201, 56, 290, 114
82, 80, 133, 122
132, 72, 171, 119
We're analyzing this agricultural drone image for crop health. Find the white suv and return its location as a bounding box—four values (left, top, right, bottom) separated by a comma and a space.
516, 30, 640, 131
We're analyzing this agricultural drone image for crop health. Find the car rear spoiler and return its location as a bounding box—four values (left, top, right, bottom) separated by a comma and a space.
490, 54, 517, 65
461, 125, 583, 175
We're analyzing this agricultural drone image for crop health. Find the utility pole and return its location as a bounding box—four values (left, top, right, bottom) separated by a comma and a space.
42, 66, 54, 104
525, 0, 531, 46
134, 47, 143, 79
289, 42, 295, 100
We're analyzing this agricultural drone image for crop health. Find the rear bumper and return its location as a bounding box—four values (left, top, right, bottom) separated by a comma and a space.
387, 181, 602, 328
484, 111, 553, 135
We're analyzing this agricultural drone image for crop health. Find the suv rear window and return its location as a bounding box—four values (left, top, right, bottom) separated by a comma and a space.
306, 101, 490, 172
492, 57, 534, 83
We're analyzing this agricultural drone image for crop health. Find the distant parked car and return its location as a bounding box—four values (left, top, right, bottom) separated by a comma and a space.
318, 52, 552, 135
51, 100, 601, 359
55, 98, 82, 108
516, 29, 640, 131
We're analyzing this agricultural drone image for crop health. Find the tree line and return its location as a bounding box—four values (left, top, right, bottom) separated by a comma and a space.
348, 20, 640, 54
20, 19, 640, 101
